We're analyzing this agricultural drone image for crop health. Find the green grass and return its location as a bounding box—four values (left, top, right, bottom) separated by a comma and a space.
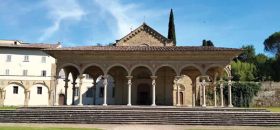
253, 107, 280, 112
0, 106, 18, 110
265, 107, 280, 112
0, 126, 101, 130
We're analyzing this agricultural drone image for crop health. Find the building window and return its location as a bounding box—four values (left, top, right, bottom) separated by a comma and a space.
74, 87, 79, 96
13, 86, 18, 94
23, 55, 29, 62
5, 69, 9, 75
99, 87, 104, 97
41, 56, 46, 63
41, 70, 47, 77
86, 87, 93, 97
6, 55, 11, 62
23, 70, 28, 76
37, 87, 42, 94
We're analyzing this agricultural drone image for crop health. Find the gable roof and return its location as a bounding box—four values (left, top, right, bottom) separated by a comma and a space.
116, 23, 173, 46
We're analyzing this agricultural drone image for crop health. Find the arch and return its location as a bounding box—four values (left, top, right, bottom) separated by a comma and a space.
179, 64, 204, 75
204, 64, 231, 78
81, 63, 105, 75
6, 81, 24, 89
58, 63, 81, 75
154, 64, 178, 76
129, 64, 153, 76
4, 83, 25, 106
105, 64, 129, 75
31, 83, 50, 91
29, 84, 49, 106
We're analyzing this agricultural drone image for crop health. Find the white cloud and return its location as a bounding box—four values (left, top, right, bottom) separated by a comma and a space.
39, 0, 85, 42
93, 0, 166, 38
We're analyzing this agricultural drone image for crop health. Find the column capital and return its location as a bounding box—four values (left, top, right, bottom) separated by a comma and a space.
200, 75, 209, 82
150, 76, 157, 79
102, 75, 108, 79
227, 76, 233, 80
79, 75, 85, 79
64, 79, 70, 82
175, 75, 181, 79
126, 76, 133, 79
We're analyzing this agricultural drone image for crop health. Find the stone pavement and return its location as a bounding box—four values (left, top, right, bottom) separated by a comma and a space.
1, 123, 280, 130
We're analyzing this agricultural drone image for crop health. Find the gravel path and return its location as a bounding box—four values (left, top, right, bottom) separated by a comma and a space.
0, 123, 280, 130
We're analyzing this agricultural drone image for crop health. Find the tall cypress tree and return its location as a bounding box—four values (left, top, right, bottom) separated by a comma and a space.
168, 9, 176, 46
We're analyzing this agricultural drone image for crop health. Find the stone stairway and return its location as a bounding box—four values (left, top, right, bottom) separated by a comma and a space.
0, 106, 279, 126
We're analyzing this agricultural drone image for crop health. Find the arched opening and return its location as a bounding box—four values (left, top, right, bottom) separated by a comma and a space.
58, 94, 65, 105
180, 65, 202, 107
29, 84, 49, 106
205, 66, 225, 107
57, 64, 80, 105
107, 66, 128, 105
82, 65, 104, 105
137, 83, 151, 105
4, 83, 25, 106
155, 66, 176, 106
131, 66, 152, 105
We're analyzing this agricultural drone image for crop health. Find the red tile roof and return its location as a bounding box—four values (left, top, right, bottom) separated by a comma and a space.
0, 43, 60, 49
44, 46, 242, 52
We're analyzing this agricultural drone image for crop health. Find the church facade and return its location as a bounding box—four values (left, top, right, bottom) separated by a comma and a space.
45, 23, 242, 107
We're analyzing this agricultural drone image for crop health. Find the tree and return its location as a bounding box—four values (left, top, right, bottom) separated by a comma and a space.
237, 45, 256, 63
202, 39, 214, 46
231, 60, 256, 81
168, 9, 176, 45
264, 32, 280, 57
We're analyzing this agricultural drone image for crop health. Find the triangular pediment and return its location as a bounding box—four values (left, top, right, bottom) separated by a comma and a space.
116, 23, 174, 46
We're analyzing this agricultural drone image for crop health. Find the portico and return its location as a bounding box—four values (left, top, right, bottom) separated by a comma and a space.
45, 23, 241, 107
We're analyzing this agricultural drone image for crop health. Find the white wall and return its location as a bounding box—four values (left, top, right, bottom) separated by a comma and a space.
4, 84, 25, 106
0, 48, 55, 81
29, 84, 49, 106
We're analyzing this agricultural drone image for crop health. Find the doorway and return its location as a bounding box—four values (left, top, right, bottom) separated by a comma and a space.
137, 84, 151, 105
58, 94, 65, 105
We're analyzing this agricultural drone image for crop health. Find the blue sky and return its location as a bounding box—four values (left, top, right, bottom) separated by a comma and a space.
0, 0, 280, 54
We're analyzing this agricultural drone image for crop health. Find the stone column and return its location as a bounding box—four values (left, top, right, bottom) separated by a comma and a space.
0, 89, 4, 106
54, 76, 59, 106
228, 77, 233, 107
201, 78, 207, 107
24, 90, 30, 107
103, 75, 108, 106
174, 76, 180, 106
126, 76, 133, 106
151, 76, 157, 106
64, 78, 69, 105
92, 80, 96, 105
214, 85, 217, 107
191, 78, 196, 107
71, 81, 77, 105
78, 75, 84, 106
219, 79, 224, 107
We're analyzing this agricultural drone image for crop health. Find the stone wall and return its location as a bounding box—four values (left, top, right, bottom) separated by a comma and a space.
252, 81, 280, 107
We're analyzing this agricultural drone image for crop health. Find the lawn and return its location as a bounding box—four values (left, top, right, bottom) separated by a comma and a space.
0, 126, 101, 130
0, 106, 18, 110
264, 107, 280, 112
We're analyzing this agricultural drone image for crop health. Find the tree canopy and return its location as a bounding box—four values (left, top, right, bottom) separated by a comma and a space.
202, 40, 214, 46
264, 32, 280, 57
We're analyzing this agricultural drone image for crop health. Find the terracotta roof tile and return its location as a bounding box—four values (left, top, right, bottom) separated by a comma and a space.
44, 46, 241, 52
0, 43, 60, 49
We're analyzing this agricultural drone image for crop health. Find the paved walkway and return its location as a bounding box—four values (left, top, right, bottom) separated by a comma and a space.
1, 123, 280, 130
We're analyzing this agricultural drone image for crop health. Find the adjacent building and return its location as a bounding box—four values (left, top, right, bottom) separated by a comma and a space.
0, 40, 59, 106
